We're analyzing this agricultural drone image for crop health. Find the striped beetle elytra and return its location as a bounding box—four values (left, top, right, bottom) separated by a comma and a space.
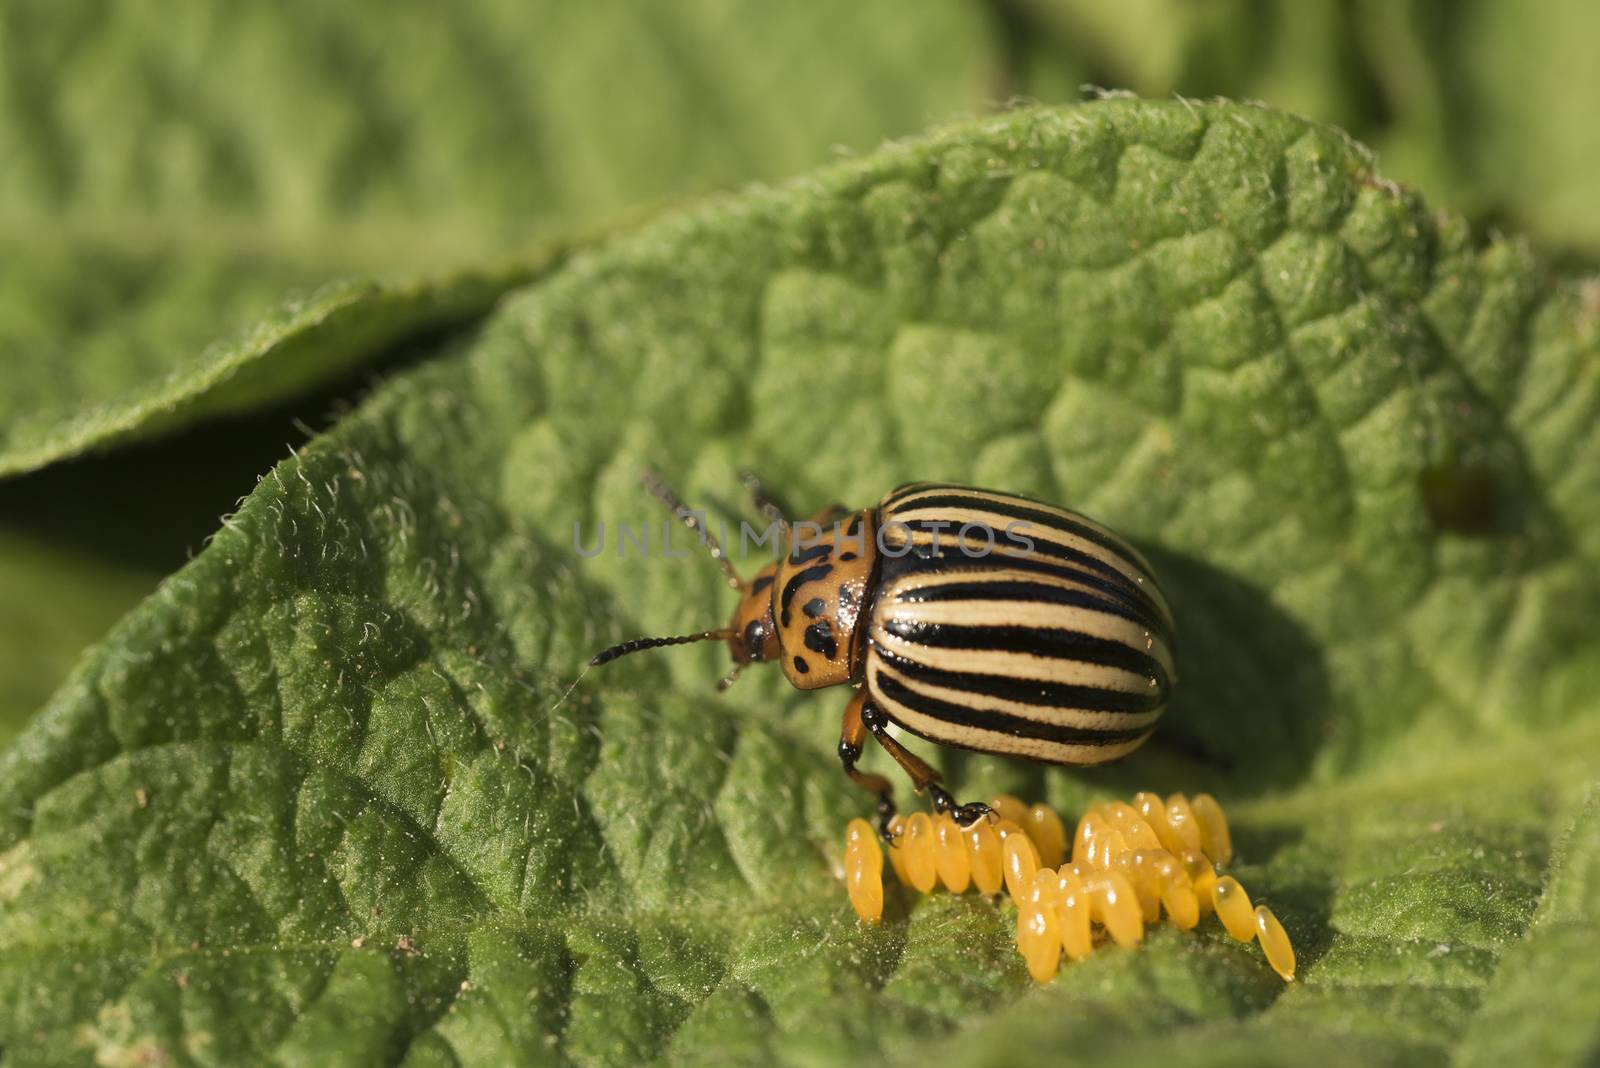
589, 474, 1177, 834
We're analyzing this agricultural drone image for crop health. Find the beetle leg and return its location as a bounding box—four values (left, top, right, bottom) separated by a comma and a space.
858, 698, 992, 828
925, 784, 992, 828
839, 686, 898, 838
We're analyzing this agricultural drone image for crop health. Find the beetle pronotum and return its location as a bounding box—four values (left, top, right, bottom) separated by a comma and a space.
589, 475, 1177, 831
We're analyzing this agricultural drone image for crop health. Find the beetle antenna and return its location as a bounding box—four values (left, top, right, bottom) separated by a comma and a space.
642, 470, 743, 590
589, 629, 735, 667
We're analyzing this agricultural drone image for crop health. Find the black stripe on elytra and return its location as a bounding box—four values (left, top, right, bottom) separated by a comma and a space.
882, 550, 1167, 634
787, 542, 832, 566
780, 563, 834, 625
872, 644, 1164, 712
893, 577, 1150, 627
892, 517, 1160, 620
890, 490, 1152, 573
881, 618, 1169, 686
880, 482, 964, 510
804, 620, 838, 659
872, 669, 1153, 745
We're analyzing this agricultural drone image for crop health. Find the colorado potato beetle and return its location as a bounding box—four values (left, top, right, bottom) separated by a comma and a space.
590, 474, 1177, 830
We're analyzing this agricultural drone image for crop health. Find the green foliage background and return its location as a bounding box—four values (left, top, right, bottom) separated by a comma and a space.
2, 3, 1599, 1065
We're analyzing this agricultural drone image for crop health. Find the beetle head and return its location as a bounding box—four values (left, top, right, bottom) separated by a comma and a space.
726, 561, 781, 667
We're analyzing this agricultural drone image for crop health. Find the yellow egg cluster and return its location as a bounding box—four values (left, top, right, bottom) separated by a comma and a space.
840, 790, 1295, 984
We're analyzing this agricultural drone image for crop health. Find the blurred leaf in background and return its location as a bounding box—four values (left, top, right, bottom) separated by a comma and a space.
0, 0, 996, 473
1004, 0, 1600, 256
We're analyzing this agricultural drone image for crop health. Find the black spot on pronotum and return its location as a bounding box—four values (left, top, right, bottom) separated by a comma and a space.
839, 552, 857, 561
792, 655, 810, 674
787, 542, 832, 566
802, 597, 827, 618
780, 563, 833, 625
804, 620, 838, 659
750, 574, 774, 596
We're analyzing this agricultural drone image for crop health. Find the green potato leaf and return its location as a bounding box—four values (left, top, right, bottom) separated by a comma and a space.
0, 260, 543, 480
0, 0, 996, 478
1007, 0, 1600, 253
3, 100, 1599, 1066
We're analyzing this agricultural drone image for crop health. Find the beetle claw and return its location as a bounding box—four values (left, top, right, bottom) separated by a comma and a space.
927, 785, 991, 827
950, 801, 992, 827
874, 794, 898, 841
